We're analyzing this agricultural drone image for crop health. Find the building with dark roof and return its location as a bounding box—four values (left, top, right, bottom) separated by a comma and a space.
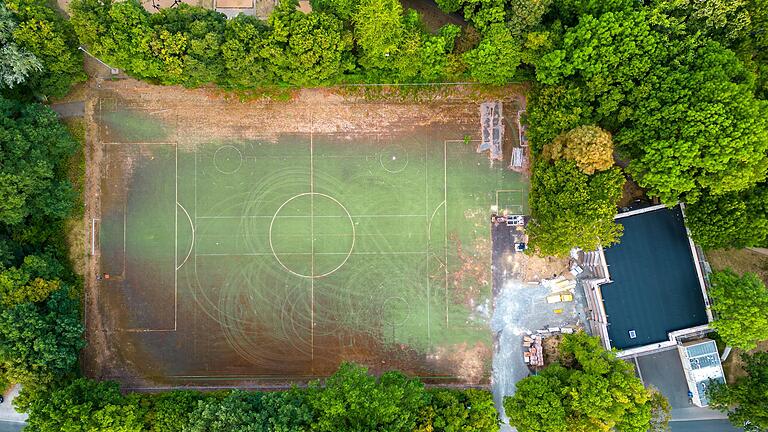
578, 204, 713, 356
601, 205, 709, 350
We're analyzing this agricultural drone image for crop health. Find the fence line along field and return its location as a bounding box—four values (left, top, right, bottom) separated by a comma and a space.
83, 80, 528, 388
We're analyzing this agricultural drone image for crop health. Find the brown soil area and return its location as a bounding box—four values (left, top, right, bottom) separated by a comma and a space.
400, 0, 467, 32
706, 248, 768, 286
721, 341, 768, 384
516, 253, 570, 283
542, 334, 563, 366
617, 175, 648, 208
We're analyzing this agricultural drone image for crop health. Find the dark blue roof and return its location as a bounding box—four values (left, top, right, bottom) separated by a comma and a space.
602, 206, 708, 350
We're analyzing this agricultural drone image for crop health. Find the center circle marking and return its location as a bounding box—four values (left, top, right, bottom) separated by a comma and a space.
269, 192, 355, 279
379, 144, 408, 173
381, 296, 411, 327
214, 145, 243, 174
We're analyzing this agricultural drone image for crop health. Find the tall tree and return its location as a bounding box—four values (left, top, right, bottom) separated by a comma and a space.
0, 254, 64, 307
708, 352, 768, 432
4, 0, 85, 98
507, 0, 553, 35
686, 184, 768, 249
184, 389, 312, 432
532, 9, 768, 203
307, 363, 428, 432
265, 0, 354, 85
353, 0, 404, 71
463, 23, 522, 84
416, 389, 499, 432
619, 40, 768, 203
221, 15, 273, 88
0, 289, 84, 385
504, 332, 667, 432
19, 378, 145, 432
542, 125, 614, 174
0, 4, 42, 90
708, 269, 768, 351
150, 5, 227, 86
0, 97, 77, 243
144, 391, 204, 432
527, 159, 624, 257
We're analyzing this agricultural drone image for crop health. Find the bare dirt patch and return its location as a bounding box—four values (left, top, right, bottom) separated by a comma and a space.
707, 248, 768, 286
517, 253, 570, 283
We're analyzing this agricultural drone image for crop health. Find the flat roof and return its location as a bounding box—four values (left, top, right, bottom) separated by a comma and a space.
602, 205, 708, 350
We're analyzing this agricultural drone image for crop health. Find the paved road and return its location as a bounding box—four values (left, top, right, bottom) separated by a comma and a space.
0, 386, 26, 425
670, 419, 742, 432
50, 101, 84, 118
0, 421, 24, 432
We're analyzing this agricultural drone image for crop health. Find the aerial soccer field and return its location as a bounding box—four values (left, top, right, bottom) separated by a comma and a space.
87, 82, 527, 387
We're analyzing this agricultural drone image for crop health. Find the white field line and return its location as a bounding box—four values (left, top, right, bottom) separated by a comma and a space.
424, 137, 431, 346
174, 143, 178, 330
196, 251, 427, 256
310, 111, 315, 363
176, 203, 195, 270
443, 140, 449, 326
196, 214, 426, 219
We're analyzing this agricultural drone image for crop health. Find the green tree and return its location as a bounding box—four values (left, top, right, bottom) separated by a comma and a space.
184, 389, 312, 432
184, 391, 263, 432
265, 0, 354, 85
686, 184, 768, 249
19, 378, 145, 432
221, 15, 273, 88
708, 352, 768, 432
353, 0, 404, 71
416, 389, 499, 432
534, 10, 672, 123
71, 0, 164, 82
307, 363, 428, 432
504, 332, 665, 432
463, 23, 522, 84
150, 5, 227, 86
0, 4, 42, 90
505, 371, 568, 432
552, 0, 636, 24
527, 159, 624, 257
310, 0, 360, 20
4, 0, 86, 98
619, 40, 768, 203
525, 83, 593, 152
0, 289, 84, 385
739, 0, 768, 98
507, 0, 553, 35
145, 390, 204, 432
653, 0, 752, 42
709, 269, 768, 351
0, 254, 64, 307
0, 97, 77, 242
435, 0, 507, 31
532, 9, 768, 203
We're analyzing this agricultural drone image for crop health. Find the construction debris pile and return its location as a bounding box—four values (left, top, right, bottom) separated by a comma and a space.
523, 326, 577, 370
522, 334, 543, 368
478, 101, 503, 160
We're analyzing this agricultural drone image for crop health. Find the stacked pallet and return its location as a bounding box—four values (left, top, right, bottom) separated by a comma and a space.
522, 335, 544, 367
